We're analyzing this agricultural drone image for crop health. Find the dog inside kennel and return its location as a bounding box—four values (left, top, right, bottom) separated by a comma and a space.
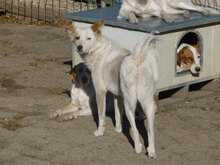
176, 31, 203, 75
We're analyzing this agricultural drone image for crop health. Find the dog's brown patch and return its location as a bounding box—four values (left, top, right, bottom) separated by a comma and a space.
91, 20, 104, 35
177, 46, 195, 68
67, 25, 77, 42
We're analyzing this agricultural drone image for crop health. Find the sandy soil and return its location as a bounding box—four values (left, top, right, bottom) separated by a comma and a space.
0, 24, 219, 165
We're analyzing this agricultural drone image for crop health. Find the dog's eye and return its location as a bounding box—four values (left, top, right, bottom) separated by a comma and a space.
87, 37, 91, 40
76, 36, 80, 40
188, 57, 193, 61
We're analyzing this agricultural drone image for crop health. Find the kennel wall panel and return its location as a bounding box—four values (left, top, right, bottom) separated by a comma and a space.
66, 6, 220, 93
213, 25, 220, 77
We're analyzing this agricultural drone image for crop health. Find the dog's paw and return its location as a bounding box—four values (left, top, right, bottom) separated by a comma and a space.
191, 0, 197, 5
115, 125, 122, 133
183, 10, 190, 18
147, 147, 156, 159
135, 143, 142, 153
49, 111, 59, 119
163, 16, 174, 24
202, 9, 210, 16
94, 127, 105, 137
129, 13, 139, 24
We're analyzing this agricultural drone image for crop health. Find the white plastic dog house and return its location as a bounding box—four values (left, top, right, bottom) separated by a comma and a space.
64, 6, 220, 96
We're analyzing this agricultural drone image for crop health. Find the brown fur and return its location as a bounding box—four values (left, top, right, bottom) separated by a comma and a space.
177, 46, 195, 68
91, 20, 104, 35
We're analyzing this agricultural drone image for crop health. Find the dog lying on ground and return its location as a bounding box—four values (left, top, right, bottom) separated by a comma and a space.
68, 20, 158, 158
118, 0, 218, 24
177, 43, 201, 74
50, 63, 96, 120
49, 62, 157, 121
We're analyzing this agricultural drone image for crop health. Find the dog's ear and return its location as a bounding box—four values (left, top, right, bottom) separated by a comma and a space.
69, 67, 77, 83
67, 25, 77, 42
177, 49, 183, 66
91, 20, 104, 35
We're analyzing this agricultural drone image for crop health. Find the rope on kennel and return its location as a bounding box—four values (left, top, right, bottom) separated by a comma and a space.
192, 0, 220, 11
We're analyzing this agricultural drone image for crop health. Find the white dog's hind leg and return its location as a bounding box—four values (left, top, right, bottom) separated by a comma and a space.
138, 88, 156, 159
94, 90, 107, 136
120, 61, 142, 153
168, 0, 210, 16
114, 97, 123, 133
124, 98, 142, 153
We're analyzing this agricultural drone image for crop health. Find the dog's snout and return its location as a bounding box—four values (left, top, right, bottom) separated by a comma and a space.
77, 45, 83, 51
195, 67, 201, 72
81, 76, 88, 84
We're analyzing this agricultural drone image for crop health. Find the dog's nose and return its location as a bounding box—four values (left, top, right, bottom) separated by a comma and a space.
77, 45, 83, 51
195, 67, 201, 72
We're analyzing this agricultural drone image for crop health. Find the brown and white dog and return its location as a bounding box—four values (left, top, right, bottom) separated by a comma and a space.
177, 43, 201, 74
50, 63, 96, 120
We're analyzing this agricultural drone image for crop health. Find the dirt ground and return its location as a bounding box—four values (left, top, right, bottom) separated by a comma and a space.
0, 23, 220, 165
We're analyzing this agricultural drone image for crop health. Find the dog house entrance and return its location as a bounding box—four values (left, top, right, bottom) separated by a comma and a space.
176, 31, 203, 75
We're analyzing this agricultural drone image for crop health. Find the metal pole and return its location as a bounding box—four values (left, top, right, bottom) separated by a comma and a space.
45, 0, 47, 22
66, 0, 68, 14
52, 0, 54, 22
31, 0, 33, 23
96, 0, 101, 8
24, 0, 26, 19
4, 0, 6, 13
59, 0, 61, 21
17, 0, 20, 17
37, 2, 40, 21
11, 0, 13, 15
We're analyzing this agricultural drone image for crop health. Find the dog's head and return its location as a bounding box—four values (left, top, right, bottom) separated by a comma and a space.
69, 63, 91, 87
67, 20, 104, 55
177, 43, 201, 74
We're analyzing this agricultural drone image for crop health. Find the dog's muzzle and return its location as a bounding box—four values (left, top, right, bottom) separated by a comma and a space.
77, 45, 83, 52
195, 67, 201, 72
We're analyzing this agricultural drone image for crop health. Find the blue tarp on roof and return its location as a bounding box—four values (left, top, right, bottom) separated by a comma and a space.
64, 6, 220, 34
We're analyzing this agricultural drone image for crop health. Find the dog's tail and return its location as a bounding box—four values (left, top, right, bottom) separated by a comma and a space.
132, 34, 159, 83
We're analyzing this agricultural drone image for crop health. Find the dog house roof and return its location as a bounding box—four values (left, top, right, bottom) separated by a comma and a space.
64, 6, 220, 34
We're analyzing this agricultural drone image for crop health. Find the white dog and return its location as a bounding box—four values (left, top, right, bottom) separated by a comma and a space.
68, 20, 158, 158
118, 0, 216, 24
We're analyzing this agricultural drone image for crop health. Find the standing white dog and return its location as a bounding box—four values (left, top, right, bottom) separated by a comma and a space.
68, 20, 158, 158
118, 0, 216, 24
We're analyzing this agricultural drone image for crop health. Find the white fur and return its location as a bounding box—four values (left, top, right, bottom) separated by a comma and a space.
177, 43, 201, 74
120, 34, 158, 158
118, 0, 218, 24
71, 23, 158, 158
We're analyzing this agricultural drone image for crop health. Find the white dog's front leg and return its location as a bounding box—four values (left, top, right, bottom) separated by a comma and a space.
143, 101, 156, 159
129, 12, 139, 24
49, 104, 79, 119
94, 90, 107, 136
64, 108, 92, 120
